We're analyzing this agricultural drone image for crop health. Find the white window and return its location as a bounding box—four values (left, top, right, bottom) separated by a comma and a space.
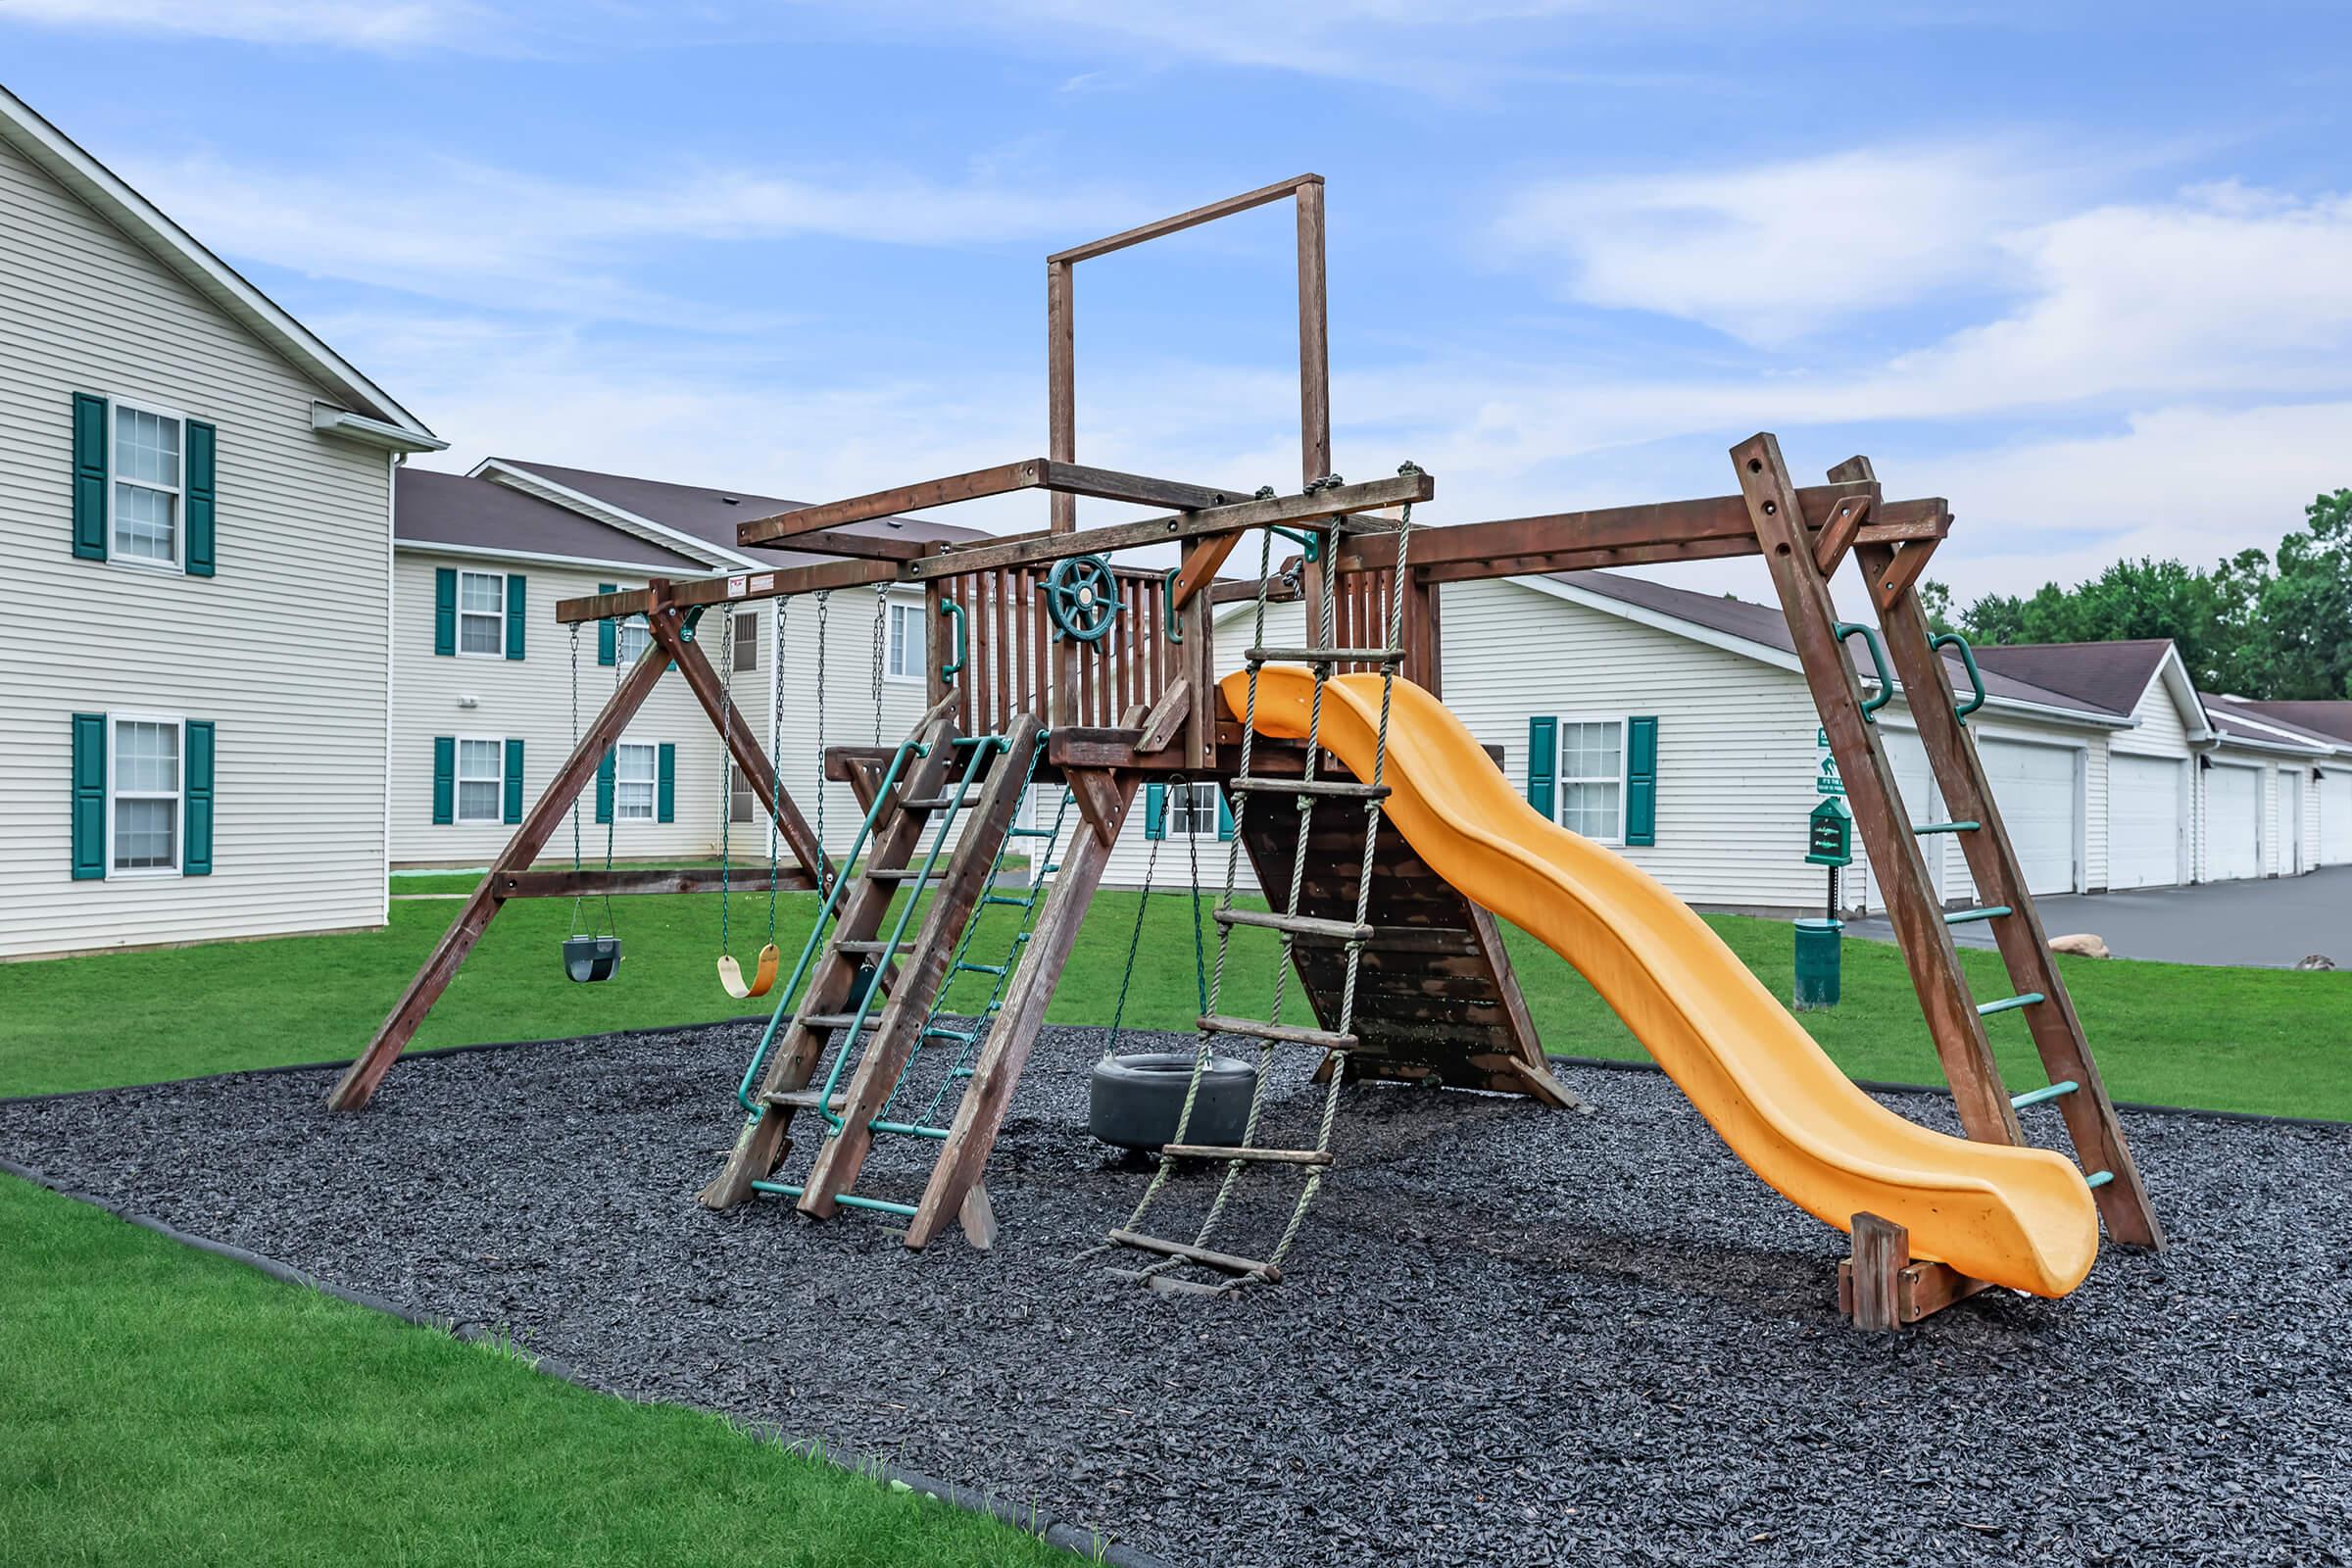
1559, 719, 1625, 842
457, 570, 505, 656
885, 599, 925, 682
615, 743, 657, 822
617, 614, 652, 664
732, 612, 759, 672
728, 760, 756, 824
1168, 781, 1221, 838
111, 715, 181, 873
456, 738, 505, 823
112, 402, 182, 566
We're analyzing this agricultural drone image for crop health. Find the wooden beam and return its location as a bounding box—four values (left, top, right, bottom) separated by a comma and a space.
1066, 766, 1131, 847
1048, 173, 1321, 266
1811, 492, 1872, 576
905, 773, 1142, 1249
1845, 1212, 1907, 1332
734, 458, 1250, 547
494, 866, 815, 899
1135, 678, 1192, 754
1868, 535, 1942, 612
775, 529, 928, 562
328, 609, 682, 1111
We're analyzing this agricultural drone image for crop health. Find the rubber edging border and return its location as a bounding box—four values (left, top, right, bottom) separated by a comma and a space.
0, 1152, 1179, 1568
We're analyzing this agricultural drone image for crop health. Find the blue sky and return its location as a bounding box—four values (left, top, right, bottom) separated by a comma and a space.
6, 1, 2351, 601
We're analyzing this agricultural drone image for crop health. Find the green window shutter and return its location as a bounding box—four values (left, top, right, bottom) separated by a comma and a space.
657, 744, 676, 823
183, 720, 216, 874
431, 736, 455, 824
1625, 715, 1658, 848
1216, 789, 1235, 841
1144, 782, 1166, 840
595, 747, 613, 824
1527, 716, 1557, 819
597, 584, 617, 666
504, 738, 525, 824
505, 573, 526, 660
72, 394, 108, 561
71, 712, 107, 879
184, 420, 217, 577
433, 567, 457, 657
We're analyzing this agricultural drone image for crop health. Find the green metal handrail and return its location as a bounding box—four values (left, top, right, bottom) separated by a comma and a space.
1835, 621, 1895, 718
1163, 566, 1184, 644
938, 597, 966, 681
1933, 631, 1986, 720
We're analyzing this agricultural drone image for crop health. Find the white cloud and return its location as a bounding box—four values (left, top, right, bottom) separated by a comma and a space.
1493, 143, 2074, 345
122, 152, 1144, 324
0, 0, 479, 49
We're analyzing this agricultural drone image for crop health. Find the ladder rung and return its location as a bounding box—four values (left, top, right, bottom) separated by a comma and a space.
1198, 1012, 1357, 1051
1160, 1143, 1334, 1166
1005, 827, 1058, 838
832, 1192, 919, 1216
1977, 992, 2044, 1017
1913, 820, 1981, 835
2010, 1079, 2079, 1109
982, 893, 1036, 907
1105, 1228, 1281, 1282
762, 1088, 849, 1111
1228, 777, 1390, 801
1215, 907, 1372, 943
866, 1118, 949, 1142
833, 939, 914, 955
901, 793, 977, 811
803, 1012, 884, 1030
1944, 906, 2011, 926
922, 1025, 976, 1044
2084, 1170, 2115, 1190
1246, 646, 1403, 664
955, 961, 1007, 978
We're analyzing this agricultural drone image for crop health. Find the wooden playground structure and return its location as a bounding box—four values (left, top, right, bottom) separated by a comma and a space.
332, 174, 2162, 1326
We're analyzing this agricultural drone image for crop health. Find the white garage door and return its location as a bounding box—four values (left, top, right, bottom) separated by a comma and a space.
2108, 754, 2185, 890
1965, 740, 2080, 899
1875, 728, 1942, 906
2204, 764, 2263, 881
2320, 770, 2352, 867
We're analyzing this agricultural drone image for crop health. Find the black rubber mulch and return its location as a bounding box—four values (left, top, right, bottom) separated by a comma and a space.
4, 1022, 2348, 1567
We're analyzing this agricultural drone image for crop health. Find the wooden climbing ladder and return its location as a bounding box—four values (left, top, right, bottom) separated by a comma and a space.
1732, 434, 2163, 1325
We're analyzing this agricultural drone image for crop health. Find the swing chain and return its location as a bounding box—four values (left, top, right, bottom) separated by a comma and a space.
814, 590, 830, 882
870, 582, 887, 746
718, 608, 734, 956
770, 596, 788, 932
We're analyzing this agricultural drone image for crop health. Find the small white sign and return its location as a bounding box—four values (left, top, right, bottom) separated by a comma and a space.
752, 573, 774, 593
726, 574, 749, 598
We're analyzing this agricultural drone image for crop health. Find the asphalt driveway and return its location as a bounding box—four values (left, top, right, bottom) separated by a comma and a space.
1844, 864, 2352, 969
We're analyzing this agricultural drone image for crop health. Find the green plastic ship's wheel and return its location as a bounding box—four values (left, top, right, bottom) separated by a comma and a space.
1046, 555, 1120, 643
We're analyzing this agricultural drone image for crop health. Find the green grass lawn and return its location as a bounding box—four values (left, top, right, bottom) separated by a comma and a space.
2, 881, 2344, 1565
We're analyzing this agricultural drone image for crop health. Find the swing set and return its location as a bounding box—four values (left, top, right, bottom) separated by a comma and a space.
335, 174, 2162, 1327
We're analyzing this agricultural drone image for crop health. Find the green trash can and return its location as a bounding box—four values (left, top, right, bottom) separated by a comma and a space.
1793, 917, 1842, 1010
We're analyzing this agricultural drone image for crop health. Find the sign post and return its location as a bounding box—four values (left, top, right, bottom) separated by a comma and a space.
1795, 728, 1852, 1010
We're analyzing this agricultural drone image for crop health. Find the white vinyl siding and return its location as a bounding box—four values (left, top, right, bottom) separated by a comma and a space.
455, 569, 504, 656
0, 133, 392, 956
110, 715, 180, 873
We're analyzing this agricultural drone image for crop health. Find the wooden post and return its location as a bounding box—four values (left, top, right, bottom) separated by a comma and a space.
905, 772, 1140, 1249
1846, 1212, 1906, 1331
1295, 175, 1333, 643
1048, 258, 1077, 730
1731, 433, 2024, 1147
327, 604, 684, 1111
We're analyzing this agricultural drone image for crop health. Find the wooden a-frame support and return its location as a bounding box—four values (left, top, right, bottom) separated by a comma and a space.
328, 587, 835, 1112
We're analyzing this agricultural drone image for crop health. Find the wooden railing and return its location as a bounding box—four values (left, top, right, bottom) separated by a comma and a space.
925, 564, 1186, 737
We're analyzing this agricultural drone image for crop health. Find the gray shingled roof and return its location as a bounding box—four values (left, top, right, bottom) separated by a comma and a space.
2198, 692, 2342, 753
1967, 641, 2175, 719
2240, 700, 2352, 746
497, 459, 988, 568
1552, 571, 2118, 719
394, 467, 703, 569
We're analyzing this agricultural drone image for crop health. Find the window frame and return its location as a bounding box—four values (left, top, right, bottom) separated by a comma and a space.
613, 742, 658, 824
107, 710, 184, 877
1167, 780, 1222, 839
732, 611, 760, 673
107, 396, 187, 573
454, 568, 508, 660
1555, 714, 1630, 846
616, 613, 652, 665
882, 596, 927, 685
453, 734, 508, 825
727, 759, 757, 825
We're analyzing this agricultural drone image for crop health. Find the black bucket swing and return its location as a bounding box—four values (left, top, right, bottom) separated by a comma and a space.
563, 622, 622, 983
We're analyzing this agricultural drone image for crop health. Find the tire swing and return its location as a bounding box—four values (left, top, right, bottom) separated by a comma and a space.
562, 622, 622, 983
714, 606, 780, 1001
1088, 776, 1256, 1152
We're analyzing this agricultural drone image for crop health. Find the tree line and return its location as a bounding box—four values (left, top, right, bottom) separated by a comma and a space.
1921, 489, 2352, 701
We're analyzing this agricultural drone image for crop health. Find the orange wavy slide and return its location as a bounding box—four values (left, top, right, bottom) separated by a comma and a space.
1223, 667, 2101, 1298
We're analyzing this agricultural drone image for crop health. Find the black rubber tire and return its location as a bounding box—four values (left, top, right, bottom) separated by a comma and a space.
1089, 1052, 1258, 1153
